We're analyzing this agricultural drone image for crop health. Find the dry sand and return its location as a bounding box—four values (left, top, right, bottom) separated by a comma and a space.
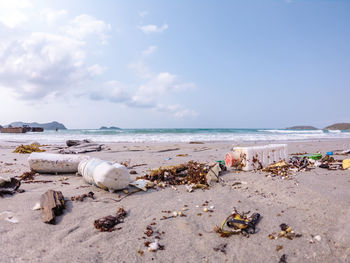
1, 139, 350, 263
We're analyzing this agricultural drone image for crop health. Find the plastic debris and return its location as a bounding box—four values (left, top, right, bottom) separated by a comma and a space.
13, 143, 45, 154
94, 207, 127, 232
129, 179, 155, 191
32, 202, 41, 210
215, 208, 261, 237
269, 223, 302, 240
28, 152, 89, 174
343, 159, 350, 170
303, 153, 322, 160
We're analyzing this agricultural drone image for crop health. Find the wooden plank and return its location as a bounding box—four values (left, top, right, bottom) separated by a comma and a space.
40, 190, 65, 224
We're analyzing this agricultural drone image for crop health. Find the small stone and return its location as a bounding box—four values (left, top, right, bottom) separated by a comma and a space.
203, 208, 208, 212
314, 235, 321, 242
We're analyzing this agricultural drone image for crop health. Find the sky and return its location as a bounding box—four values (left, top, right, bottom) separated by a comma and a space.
0, 0, 349, 129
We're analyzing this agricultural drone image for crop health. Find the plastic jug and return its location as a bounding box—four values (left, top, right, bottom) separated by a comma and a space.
28, 152, 90, 173
78, 158, 130, 191
225, 144, 288, 171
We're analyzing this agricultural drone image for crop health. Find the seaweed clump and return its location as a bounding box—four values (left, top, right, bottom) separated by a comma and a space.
143, 161, 212, 186
13, 144, 45, 154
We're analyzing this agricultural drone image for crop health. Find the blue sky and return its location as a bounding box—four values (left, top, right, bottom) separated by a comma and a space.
0, 0, 349, 129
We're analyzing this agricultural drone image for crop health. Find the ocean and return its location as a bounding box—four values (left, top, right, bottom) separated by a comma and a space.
0, 128, 350, 144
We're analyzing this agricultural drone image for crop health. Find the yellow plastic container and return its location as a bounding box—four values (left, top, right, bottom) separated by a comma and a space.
343, 159, 350, 170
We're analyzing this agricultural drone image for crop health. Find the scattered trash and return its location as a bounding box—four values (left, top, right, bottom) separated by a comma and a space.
343, 159, 350, 170
269, 223, 302, 240
0, 211, 19, 223
129, 179, 155, 191
213, 243, 227, 254
279, 254, 287, 263
70, 192, 95, 201
78, 158, 130, 191
215, 208, 261, 237
143, 161, 222, 189
303, 153, 322, 160
0, 177, 22, 197
176, 154, 189, 157
206, 163, 225, 186
94, 207, 127, 232
157, 148, 180, 153
143, 224, 165, 252
262, 161, 290, 177
129, 170, 137, 174
40, 190, 65, 224
326, 152, 333, 156
225, 144, 287, 171
189, 141, 204, 144
164, 157, 172, 161
28, 152, 89, 174
13, 143, 45, 154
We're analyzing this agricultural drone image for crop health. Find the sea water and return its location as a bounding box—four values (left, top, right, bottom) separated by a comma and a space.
0, 128, 349, 144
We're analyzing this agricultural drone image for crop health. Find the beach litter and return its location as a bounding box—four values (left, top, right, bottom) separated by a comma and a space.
0, 177, 23, 197
268, 223, 302, 240
262, 161, 290, 177
28, 152, 89, 174
129, 179, 155, 191
214, 208, 261, 237
142, 161, 224, 189
19, 171, 37, 181
78, 158, 130, 191
94, 207, 127, 232
70, 191, 95, 201
225, 144, 287, 171
143, 223, 165, 252
343, 159, 350, 170
40, 190, 65, 224
13, 143, 45, 154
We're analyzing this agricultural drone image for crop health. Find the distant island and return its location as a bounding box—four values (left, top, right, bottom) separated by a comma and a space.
99, 126, 121, 130
5, 121, 67, 130
286, 125, 317, 130
324, 123, 350, 130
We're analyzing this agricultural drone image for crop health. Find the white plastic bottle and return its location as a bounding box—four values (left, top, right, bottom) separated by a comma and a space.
225, 144, 287, 171
28, 152, 90, 173
78, 158, 130, 191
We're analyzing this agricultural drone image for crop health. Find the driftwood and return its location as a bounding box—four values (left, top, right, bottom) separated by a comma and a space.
40, 190, 65, 224
58, 140, 104, 154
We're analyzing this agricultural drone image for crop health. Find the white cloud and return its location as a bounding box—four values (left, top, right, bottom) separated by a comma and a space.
65, 14, 111, 44
0, 32, 94, 100
88, 64, 107, 76
0, 0, 32, 28
128, 61, 152, 79
40, 8, 67, 25
142, 45, 157, 56
139, 23, 168, 34
174, 109, 199, 119
90, 81, 130, 103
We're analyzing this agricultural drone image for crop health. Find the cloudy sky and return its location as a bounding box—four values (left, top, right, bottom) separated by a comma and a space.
0, 0, 349, 129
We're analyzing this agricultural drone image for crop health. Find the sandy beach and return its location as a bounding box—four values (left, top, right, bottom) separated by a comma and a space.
1, 139, 350, 263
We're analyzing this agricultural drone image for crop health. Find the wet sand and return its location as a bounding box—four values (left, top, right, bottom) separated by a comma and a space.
1, 139, 350, 263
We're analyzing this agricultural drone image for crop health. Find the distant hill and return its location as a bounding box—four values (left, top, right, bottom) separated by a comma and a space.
324, 123, 350, 130
7, 121, 67, 130
286, 125, 317, 130
99, 126, 120, 130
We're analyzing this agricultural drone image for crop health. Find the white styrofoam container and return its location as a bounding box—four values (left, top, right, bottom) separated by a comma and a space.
28, 152, 90, 174
225, 144, 287, 171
